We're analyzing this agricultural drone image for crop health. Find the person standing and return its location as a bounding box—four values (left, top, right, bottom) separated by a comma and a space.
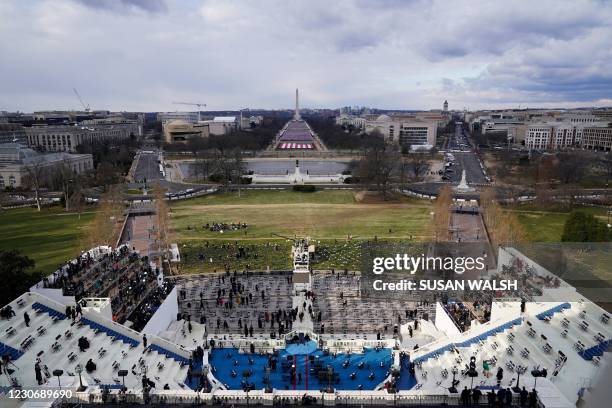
483, 359, 490, 378
496, 367, 504, 386
35, 361, 43, 385
143, 334, 148, 349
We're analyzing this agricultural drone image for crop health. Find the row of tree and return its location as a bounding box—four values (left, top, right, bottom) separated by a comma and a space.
306, 116, 386, 150
351, 145, 434, 198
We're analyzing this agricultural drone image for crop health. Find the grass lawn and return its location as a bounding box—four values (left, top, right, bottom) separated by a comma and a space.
171, 190, 433, 273
508, 206, 609, 242
172, 189, 359, 206
171, 190, 433, 241
0, 207, 94, 275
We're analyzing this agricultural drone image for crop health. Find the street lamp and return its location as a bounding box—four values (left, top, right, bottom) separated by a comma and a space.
53, 369, 64, 388
118, 369, 128, 392
513, 365, 527, 393
75, 364, 86, 391
449, 366, 459, 393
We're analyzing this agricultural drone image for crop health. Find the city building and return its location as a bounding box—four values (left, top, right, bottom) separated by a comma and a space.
206, 116, 239, 135
162, 120, 210, 143
25, 121, 140, 153
239, 114, 263, 130
365, 114, 437, 149
157, 111, 199, 123
0, 122, 26, 144
581, 125, 612, 151
525, 122, 611, 150
0, 143, 93, 188
443, 100, 448, 112
335, 113, 367, 129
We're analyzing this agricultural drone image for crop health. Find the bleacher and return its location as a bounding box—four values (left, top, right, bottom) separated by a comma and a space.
536, 303, 571, 321
32, 302, 67, 320
412, 317, 523, 365
0, 341, 24, 360
80, 318, 140, 348
149, 344, 190, 365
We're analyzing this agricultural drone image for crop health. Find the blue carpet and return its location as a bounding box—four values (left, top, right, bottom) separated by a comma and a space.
397, 354, 417, 390
209, 347, 393, 391
286, 340, 318, 355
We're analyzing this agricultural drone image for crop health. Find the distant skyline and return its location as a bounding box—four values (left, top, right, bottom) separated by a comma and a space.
1, 0, 611, 112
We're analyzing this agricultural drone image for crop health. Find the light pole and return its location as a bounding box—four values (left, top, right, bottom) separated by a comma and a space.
75, 364, 86, 391
449, 366, 459, 393
53, 369, 64, 388
513, 365, 527, 393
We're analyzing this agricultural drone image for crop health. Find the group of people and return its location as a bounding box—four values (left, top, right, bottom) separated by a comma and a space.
186, 222, 249, 233
0, 305, 16, 319
178, 270, 294, 335
460, 386, 538, 407
45, 246, 134, 298
444, 302, 475, 332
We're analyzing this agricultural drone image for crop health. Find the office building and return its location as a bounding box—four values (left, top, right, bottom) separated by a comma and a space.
0, 123, 26, 144
163, 120, 210, 143
581, 126, 612, 151
0, 143, 93, 188
25, 121, 140, 153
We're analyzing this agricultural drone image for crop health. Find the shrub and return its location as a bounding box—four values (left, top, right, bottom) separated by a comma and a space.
292, 185, 316, 192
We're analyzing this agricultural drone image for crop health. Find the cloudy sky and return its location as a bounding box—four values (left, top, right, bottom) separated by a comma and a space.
1, 0, 611, 112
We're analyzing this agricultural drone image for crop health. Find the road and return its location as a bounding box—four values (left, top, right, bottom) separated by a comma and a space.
444, 122, 488, 185
133, 150, 164, 185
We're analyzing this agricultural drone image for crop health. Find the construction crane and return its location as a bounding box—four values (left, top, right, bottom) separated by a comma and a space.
73, 88, 90, 112
172, 101, 207, 122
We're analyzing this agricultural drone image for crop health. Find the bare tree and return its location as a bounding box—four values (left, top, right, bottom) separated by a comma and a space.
193, 151, 215, 182
432, 185, 453, 241
480, 188, 526, 247
599, 151, 612, 188
229, 148, 246, 197
23, 162, 46, 212
85, 185, 124, 248
51, 160, 79, 211
69, 190, 86, 220
405, 153, 430, 182
356, 145, 400, 199
152, 183, 172, 269
554, 152, 585, 185
186, 136, 208, 157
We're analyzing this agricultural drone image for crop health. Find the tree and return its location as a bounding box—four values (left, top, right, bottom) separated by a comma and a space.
69, 190, 86, 220
187, 136, 208, 157
432, 186, 453, 241
554, 152, 585, 185
95, 161, 121, 187
599, 152, 612, 188
48, 159, 84, 212
561, 211, 611, 242
23, 162, 46, 212
153, 183, 171, 268
356, 145, 400, 199
229, 148, 246, 197
85, 185, 124, 248
480, 188, 526, 246
0, 250, 42, 304
405, 153, 430, 182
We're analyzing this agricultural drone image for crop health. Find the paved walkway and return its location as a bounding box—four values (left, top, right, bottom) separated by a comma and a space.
292, 292, 314, 332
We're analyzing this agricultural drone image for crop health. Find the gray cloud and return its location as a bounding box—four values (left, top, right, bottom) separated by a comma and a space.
74, 0, 167, 14
0, 0, 610, 112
